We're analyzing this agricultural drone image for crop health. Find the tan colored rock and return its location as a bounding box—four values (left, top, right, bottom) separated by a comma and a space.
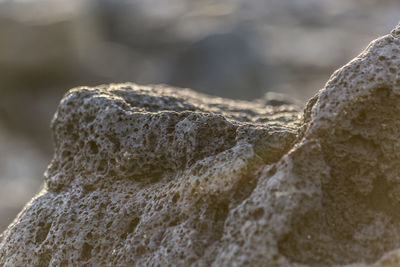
1, 23, 400, 266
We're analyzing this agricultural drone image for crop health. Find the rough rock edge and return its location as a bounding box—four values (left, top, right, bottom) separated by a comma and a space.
276, 22, 400, 265
1, 23, 400, 266
0, 82, 300, 266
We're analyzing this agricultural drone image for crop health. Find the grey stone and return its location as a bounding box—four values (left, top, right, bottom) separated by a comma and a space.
1, 23, 400, 266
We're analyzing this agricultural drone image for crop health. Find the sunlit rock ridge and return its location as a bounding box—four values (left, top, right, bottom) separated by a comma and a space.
1, 23, 400, 266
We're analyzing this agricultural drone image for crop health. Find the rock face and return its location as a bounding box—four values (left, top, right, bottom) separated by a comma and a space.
1, 24, 400, 266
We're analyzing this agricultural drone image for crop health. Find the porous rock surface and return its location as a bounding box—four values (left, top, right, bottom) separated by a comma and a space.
1, 24, 400, 266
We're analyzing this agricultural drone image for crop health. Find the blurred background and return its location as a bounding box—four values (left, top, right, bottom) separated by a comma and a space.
0, 0, 399, 233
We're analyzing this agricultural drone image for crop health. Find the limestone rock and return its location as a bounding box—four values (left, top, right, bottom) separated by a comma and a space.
1, 23, 400, 266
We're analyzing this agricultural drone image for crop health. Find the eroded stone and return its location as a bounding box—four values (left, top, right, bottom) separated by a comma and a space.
1, 23, 400, 267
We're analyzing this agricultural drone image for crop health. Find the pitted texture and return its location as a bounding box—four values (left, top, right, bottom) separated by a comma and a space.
0, 84, 299, 266
45, 85, 299, 192
2, 23, 400, 266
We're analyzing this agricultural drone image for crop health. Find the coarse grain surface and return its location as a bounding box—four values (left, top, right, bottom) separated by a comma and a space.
1, 23, 400, 267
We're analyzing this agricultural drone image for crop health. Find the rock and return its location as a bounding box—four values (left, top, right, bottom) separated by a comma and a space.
1, 23, 400, 266
0, 84, 300, 266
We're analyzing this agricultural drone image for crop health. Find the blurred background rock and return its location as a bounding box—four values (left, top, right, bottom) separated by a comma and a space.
0, 0, 399, 232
